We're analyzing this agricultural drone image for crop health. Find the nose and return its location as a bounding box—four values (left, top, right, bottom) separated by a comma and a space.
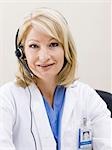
38, 48, 50, 63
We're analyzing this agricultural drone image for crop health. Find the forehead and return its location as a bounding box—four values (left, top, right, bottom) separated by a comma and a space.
25, 26, 56, 42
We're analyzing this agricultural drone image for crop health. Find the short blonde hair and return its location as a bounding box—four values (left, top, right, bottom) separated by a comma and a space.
16, 7, 77, 87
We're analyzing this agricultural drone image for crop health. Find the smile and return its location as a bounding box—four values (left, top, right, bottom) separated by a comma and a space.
38, 63, 55, 68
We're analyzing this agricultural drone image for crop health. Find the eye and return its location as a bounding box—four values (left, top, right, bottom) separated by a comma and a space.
49, 42, 59, 48
29, 44, 39, 49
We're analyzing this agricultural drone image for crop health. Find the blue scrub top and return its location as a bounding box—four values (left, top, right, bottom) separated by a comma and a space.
43, 85, 66, 150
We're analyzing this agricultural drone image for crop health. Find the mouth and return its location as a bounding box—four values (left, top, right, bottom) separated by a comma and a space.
37, 63, 55, 68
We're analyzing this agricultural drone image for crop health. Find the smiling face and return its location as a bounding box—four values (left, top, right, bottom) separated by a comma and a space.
24, 26, 64, 82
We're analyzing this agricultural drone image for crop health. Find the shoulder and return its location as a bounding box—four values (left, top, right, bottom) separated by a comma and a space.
67, 79, 104, 103
0, 81, 16, 89
0, 81, 20, 93
0, 81, 17, 101
0, 81, 15, 93
66, 80, 97, 107
0, 81, 27, 101
67, 80, 111, 118
66, 80, 98, 106
68, 80, 90, 88
67, 80, 94, 95
0, 81, 30, 112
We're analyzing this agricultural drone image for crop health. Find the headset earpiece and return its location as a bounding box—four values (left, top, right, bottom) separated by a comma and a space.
15, 47, 22, 59
15, 28, 25, 59
15, 46, 25, 59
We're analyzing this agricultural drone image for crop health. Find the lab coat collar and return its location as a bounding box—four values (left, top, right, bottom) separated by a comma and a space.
61, 85, 78, 138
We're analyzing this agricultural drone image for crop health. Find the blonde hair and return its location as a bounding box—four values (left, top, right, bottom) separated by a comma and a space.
16, 7, 77, 87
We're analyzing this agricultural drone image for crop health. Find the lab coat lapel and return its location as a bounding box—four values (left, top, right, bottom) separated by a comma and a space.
61, 87, 78, 137
29, 84, 56, 149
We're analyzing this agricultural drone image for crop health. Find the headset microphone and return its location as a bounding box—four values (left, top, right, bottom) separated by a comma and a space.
15, 29, 33, 77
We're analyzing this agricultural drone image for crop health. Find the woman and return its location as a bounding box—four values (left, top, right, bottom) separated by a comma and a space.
0, 8, 111, 150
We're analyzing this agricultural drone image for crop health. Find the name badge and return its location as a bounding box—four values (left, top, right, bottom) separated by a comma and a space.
78, 118, 92, 149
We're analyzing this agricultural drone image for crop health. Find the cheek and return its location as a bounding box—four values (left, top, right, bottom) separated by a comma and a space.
25, 54, 35, 67
56, 52, 64, 71
24, 48, 34, 62
59, 51, 64, 64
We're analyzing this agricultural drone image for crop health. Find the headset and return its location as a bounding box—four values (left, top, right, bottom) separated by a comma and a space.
15, 29, 34, 77
15, 29, 37, 150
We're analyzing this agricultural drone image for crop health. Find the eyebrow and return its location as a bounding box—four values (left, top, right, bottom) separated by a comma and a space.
27, 38, 57, 43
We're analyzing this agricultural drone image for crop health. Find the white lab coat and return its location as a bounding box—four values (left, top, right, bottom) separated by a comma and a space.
0, 80, 111, 150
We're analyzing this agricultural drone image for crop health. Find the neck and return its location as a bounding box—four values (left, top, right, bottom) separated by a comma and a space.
36, 79, 57, 106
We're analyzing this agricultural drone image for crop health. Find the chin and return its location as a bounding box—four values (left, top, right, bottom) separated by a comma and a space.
36, 73, 57, 80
